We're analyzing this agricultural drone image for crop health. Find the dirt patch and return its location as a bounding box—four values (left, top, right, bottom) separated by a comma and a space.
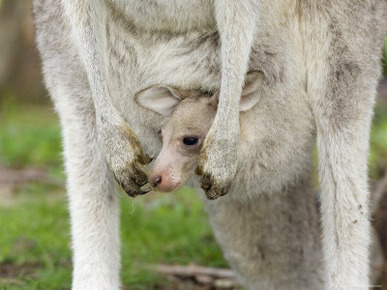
0, 166, 63, 187
152, 264, 240, 290
0, 261, 42, 286
0, 166, 64, 206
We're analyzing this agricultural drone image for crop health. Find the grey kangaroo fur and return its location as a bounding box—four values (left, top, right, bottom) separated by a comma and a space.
136, 74, 384, 289
33, 0, 387, 289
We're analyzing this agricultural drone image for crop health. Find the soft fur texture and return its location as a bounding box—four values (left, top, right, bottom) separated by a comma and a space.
136, 79, 383, 290
33, 1, 387, 289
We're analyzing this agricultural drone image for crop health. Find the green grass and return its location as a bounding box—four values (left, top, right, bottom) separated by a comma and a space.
0, 188, 71, 289
0, 99, 62, 169
0, 101, 225, 289
0, 185, 224, 289
1, 94, 387, 288
370, 100, 387, 178
120, 190, 226, 288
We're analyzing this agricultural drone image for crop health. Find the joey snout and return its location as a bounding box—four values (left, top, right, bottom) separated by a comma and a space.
149, 157, 183, 192
149, 147, 198, 192
149, 169, 181, 192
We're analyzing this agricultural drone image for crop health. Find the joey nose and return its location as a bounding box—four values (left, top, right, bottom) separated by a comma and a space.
153, 176, 162, 188
150, 171, 180, 192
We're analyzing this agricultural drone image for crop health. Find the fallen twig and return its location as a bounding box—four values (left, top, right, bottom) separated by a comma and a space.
154, 263, 235, 279
149, 263, 240, 288
0, 167, 63, 187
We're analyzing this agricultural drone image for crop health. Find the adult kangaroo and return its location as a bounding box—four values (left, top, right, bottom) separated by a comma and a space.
33, 0, 387, 289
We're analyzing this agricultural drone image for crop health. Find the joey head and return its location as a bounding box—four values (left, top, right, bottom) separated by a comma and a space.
135, 71, 264, 192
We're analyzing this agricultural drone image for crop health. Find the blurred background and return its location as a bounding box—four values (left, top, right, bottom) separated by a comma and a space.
0, 1, 387, 289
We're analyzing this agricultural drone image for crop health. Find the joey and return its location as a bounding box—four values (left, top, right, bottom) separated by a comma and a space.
135, 71, 264, 193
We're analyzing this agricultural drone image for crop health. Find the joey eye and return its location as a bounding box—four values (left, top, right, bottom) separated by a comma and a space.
183, 137, 198, 146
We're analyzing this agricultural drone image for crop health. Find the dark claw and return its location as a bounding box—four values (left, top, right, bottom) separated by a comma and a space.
139, 187, 152, 195
138, 153, 152, 165
201, 177, 231, 200
113, 172, 144, 197
195, 166, 203, 176
132, 176, 148, 187
200, 173, 213, 191
202, 183, 212, 191
122, 185, 140, 197
132, 166, 148, 186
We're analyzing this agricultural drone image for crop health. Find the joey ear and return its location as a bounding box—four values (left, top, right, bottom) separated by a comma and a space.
134, 86, 181, 116
239, 71, 265, 112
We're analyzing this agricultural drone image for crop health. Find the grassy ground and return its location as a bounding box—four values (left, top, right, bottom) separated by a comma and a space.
0, 185, 225, 289
1, 82, 387, 289
0, 99, 226, 289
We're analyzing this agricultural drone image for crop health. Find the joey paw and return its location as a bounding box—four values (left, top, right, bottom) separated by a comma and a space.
195, 136, 238, 199
196, 168, 232, 199
101, 117, 152, 196
113, 152, 152, 197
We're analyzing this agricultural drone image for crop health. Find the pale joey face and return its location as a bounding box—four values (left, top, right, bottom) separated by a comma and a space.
134, 70, 264, 192
149, 96, 216, 192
